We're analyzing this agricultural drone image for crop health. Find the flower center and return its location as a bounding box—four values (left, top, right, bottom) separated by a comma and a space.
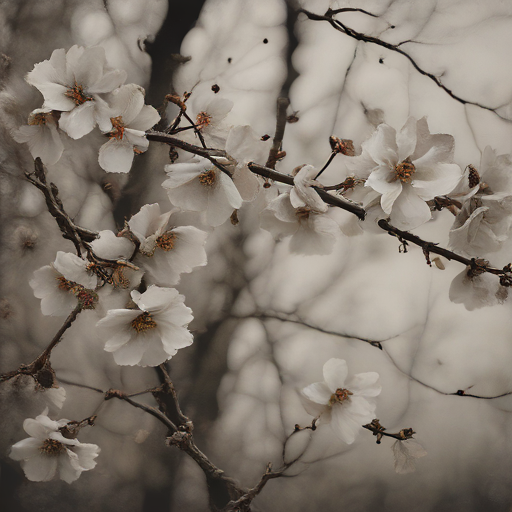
131, 311, 157, 333
28, 113, 48, 126
56, 277, 97, 309
393, 159, 416, 183
65, 82, 93, 106
295, 207, 311, 219
39, 438, 66, 456
196, 111, 211, 130
57, 276, 74, 291
199, 169, 216, 187
156, 231, 177, 251
329, 388, 353, 405
108, 116, 125, 140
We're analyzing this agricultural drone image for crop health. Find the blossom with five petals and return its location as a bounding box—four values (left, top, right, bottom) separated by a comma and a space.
9, 408, 100, 483
301, 358, 381, 444
163, 156, 243, 227
98, 84, 160, 173
96, 285, 193, 366
127, 203, 208, 286
358, 117, 462, 230
26, 45, 126, 139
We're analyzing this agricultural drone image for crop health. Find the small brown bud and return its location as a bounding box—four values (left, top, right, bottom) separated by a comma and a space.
329, 136, 355, 156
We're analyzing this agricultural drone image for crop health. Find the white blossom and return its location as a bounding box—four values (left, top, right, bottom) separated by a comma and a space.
9, 408, 100, 483
260, 193, 339, 255
98, 84, 160, 173
126, 203, 208, 286
449, 147, 512, 257
12, 109, 64, 165
392, 439, 427, 474
449, 265, 508, 310
26, 45, 126, 139
96, 285, 193, 366
301, 358, 381, 444
290, 164, 328, 213
224, 125, 270, 202
163, 156, 243, 227
355, 117, 462, 230
188, 96, 233, 146
30, 251, 98, 316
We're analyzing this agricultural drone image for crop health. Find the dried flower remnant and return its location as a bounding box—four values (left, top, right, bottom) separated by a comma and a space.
329, 136, 355, 156
9, 408, 99, 483
301, 358, 381, 444
392, 439, 427, 474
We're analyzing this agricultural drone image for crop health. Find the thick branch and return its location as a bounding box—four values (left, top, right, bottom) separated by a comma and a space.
266, 97, 290, 169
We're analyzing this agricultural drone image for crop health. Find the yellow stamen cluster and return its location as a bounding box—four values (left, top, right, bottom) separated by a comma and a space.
393, 159, 416, 183
196, 111, 211, 130
329, 387, 353, 405
39, 438, 66, 456
65, 82, 93, 106
131, 311, 157, 333
199, 169, 216, 187
108, 116, 125, 140
156, 231, 177, 251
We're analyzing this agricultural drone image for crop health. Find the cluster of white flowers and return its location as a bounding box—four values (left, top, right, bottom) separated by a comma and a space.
15, 42, 512, 485
14, 45, 159, 173
9, 408, 100, 483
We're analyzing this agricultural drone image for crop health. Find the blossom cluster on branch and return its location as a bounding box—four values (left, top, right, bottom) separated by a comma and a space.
9, 37, 512, 493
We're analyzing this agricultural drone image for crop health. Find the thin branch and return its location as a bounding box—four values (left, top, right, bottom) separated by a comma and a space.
299, 8, 509, 119
235, 311, 385, 349
0, 305, 82, 383
248, 162, 366, 220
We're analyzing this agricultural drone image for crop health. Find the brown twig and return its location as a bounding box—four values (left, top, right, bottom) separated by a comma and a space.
299, 8, 510, 119
0, 305, 82, 383
248, 162, 367, 219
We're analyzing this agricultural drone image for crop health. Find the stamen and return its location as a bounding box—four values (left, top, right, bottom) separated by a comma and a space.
196, 111, 212, 130
156, 232, 177, 251
131, 311, 157, 333
56, 276, 74, 291
295, 207, 311, 219
39, 438, 66, 456
108, 116, 125, 140
329, 388, 353, 405
65, 82, 93, 106
199, 169, 216, 187
393, 158, 416, 183
28, 113, 48, 126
